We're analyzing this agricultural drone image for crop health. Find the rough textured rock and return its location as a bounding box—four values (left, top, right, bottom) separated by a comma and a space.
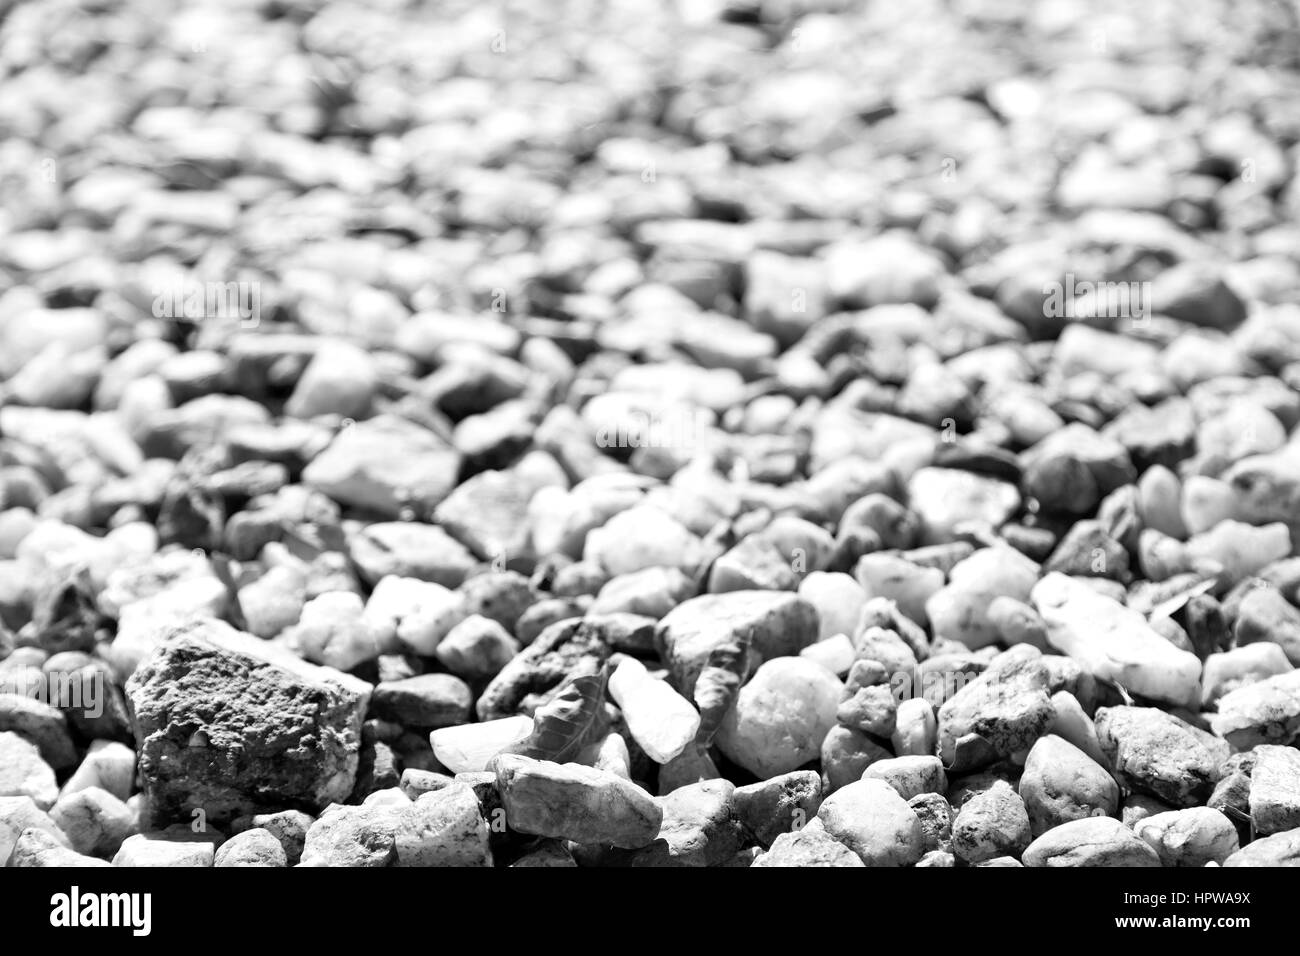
1095, 706, 1227, 808
732, 771, 823, 847
126, 620, 371, 825
752, 819, 865, 868
951, 781, 1032, 864
476, 618, 613, 720
1133, 808, 1239, 867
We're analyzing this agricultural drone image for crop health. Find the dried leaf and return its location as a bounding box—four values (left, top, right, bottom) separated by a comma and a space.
504, 663, 610, 764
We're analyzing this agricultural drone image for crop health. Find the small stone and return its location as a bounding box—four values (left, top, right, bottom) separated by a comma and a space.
0, 693, 77, 770
607, 656, 700, 764
393, 783, 492, 867
583, 505, 706, 578
303, 415, 460, 520
430, 716, 534, 774
113, 834, 215, 867
0, 731, 57, 809
434, 615, 520, 680
1249, 744, 1300, 835
372, 674, 472, 729
1210, 670, 1300, 748
8, 827, 110, 867
1184, 521, 1291, 589
350, 524, 478, 590
289, 591, 389, 672
926, 545, 1040, 650
836, 684, 897, 736
0, 795, 67, 863
1223, 829, 1300, 866
732, 771, 823, 847
1022, 817, 1161, 867
816, 777, 924, 867
799, 571, 868, 640
214, 828, 288, 867
892, 698, 938, 756
242, 810, 313, 866
917, 849, 956, 867
1234, 585, 1300, 666
590, 567, 696, 619
1095, 706, 1227, 808
48, 786, 136, 857
1133, 808, 1239, 867
60, 740, 135, 802
951, 780, 1032, 864
820, 725, 890, 792
937, 646, 1054, 767
907, 467, 1020, 545
717, 658, 842, 779
863, 755, 946, 800
492, 753, 662, 849
1019, 735, 1119, 837
618, 779, 743, 867
510, 840, 577, 867
1032, 572, 1202, 708
298, 803, 398, 867
854, 554, 943, 627
1021, 424, 1135, 516
908, 792, 953, 852
655, 591, 819, 696
751, 819, 865, 867
285, 342, 376, 420
800, 634, 856, 676
1202, 643, 1293, 708
1151, 261, 1247, 330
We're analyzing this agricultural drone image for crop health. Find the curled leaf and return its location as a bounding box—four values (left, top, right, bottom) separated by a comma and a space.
504, 662, 610, 764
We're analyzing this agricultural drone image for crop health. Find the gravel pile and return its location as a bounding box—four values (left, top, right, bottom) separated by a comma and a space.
3, 0, 1300, 867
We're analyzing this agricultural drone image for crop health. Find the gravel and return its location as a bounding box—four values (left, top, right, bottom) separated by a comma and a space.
1, 0, 1299, 870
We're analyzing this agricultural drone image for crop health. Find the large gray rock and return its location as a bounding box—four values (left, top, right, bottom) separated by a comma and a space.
126, 620, 372, 826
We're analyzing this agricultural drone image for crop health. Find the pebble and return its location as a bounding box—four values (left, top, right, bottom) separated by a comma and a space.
1021, 817, 1161, 867
0, 731, 58, 809
492, 754, 662, 849
9, 827, 111, 867
434, 615, 521, 680
717, 658, 842, 779
608, 656, 700, 764
1223, 830, 1300, 867
113, 834, 215, 868
49, 786, 136, 858
927, 545, 1040, 650
732, 771, 824, 847
1095, 706, 1228, 808
1210, 670, 1300, 748
0, 795, 68, 863
854, 554, 943, 627
1248, 745, 1300, 835
798, 571, 867, 640
1032, 572, 1202, 708
1233, 585, 1300, 666
655, 591, 819, 696
862, 756, 946, 800
430, 716, 535, 775
1019, 735, 1119, 837
1133, 808, 1240, 867
816, 777, 924, 867
371, 674, 472, 730
936, 646, 1054, 767
1201, 643, 1293, 707
906, 468, 1020, 545
214, 828, 288, 867
751, 819, 865, 868
891, 698, 938, 757
952, 781, 1033, 865
393, 784, 492, 867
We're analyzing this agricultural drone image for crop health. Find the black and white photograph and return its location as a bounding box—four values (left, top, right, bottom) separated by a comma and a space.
0, 0, 1296, 924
